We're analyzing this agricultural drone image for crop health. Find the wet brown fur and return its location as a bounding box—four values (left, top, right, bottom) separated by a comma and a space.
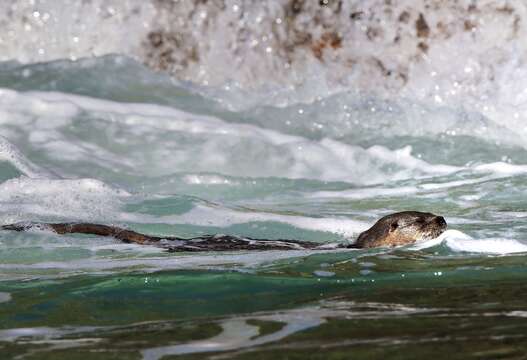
1, 211, 446, 251
352, 211, 447, 248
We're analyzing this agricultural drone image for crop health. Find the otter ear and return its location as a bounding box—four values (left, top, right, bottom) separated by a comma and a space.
389, 222, 399, 232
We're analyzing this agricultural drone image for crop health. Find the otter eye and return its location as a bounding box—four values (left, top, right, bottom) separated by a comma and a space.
390, 222, 399, 232
416, 218, 425, 224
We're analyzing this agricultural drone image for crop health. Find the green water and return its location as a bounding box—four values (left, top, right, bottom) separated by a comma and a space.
1, 57, 527, 359
2, 252, 527, 359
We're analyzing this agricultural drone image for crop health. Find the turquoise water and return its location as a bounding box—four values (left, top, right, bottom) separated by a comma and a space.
1, 56, 527, 358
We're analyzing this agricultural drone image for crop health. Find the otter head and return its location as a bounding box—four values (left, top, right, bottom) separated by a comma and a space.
352, 211, 447, 248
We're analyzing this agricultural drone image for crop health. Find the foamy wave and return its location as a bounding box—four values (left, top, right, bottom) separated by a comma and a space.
474, 162, 527, 175
412, 229, 527, 254
0, 177, 128, 223
0, 88, 468, 184
0, 135, 54, 178
310, 163, 527, 200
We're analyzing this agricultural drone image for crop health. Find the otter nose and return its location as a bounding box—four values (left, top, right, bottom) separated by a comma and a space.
433, 216, 447, 226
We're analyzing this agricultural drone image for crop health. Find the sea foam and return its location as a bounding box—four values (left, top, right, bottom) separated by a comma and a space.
412, 230, 527, 255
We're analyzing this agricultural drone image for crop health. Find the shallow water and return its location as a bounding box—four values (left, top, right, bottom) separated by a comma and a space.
2, 2, 527, 357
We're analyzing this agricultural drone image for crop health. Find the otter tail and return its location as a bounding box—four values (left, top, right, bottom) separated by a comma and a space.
1, 222, 331, 252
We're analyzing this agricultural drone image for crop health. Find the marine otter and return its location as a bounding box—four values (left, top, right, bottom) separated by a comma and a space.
1, 211, 446, 251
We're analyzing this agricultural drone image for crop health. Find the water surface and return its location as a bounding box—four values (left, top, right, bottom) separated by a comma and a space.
2, 7, 527, 355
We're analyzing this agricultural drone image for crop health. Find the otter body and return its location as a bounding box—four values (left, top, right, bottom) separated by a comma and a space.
1, 211, 447, 251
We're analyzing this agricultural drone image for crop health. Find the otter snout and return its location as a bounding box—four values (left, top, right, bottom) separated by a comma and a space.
424, 215, 447, 239
431, 216, 447, 227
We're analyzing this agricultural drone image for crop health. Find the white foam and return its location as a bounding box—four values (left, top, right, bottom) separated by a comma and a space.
474, 162, 527, 175
0, 177, 128, 222
0, 88, 470, 184
412, 229, 527, 254
0, 1, 155, 64
0, 136, 54, 178
5, 89, 527, 188
366, 145, 461, 175
409, 230, 467, 251
447, 237, 527, 255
